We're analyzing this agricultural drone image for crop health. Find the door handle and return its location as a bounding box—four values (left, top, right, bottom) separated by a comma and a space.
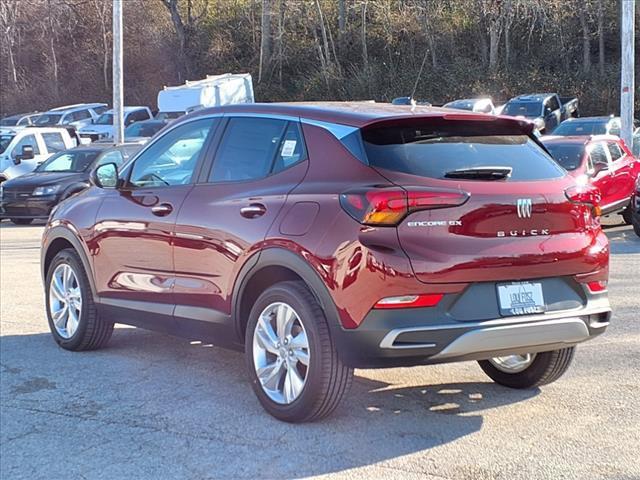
240, 203, 266, 218
151, 203, 173, 217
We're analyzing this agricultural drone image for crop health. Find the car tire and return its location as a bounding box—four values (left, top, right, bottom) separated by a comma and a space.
45, 248, 113, 351
621, 203, 633, 225
245, 280, 353, 422
478, 347, 575, 389
633, 214, 640, 237
10, 218, 32, 225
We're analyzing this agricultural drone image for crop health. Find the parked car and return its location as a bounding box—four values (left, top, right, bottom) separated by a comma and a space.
33, 103, 108, 129
0, 126, 78, 182
391, 97, 432, 106
502, 93, 579, 133
632, 177, 640, 237
157, 73, 254, 120
41, 103, 611, 422
541, 135, 639, 223
78, 107, 153, 143
1, 143, 139, 224
443, 98, 496, 114
551, 116, 640, 157
0, 111, 42, 127
123, 119, 168, 142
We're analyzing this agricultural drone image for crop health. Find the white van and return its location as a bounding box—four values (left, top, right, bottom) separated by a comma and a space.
0, 127, 77, 182
156, 73, 254, 120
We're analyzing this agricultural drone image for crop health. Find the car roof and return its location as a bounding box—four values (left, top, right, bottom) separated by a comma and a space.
561, 116, 616, 123
509, 94, 554, 102
2, 112, 40, 120
48, 103, 107, 113
541, 134, 620, 145
100, 106, 149, 115
190, 102, 531, 129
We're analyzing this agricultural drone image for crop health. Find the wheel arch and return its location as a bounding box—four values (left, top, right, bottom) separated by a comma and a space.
42, 226, 97, 299
232, 248, 342, 343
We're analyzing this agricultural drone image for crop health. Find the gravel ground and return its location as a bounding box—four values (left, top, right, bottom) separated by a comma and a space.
1, 217, 639, 480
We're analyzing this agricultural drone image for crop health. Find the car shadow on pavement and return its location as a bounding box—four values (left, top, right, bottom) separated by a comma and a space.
0, 327, 540, 478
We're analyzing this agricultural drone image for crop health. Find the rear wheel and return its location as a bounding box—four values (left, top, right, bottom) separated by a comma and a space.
245, 281, 353, 422
10, 218, 32, 225
45, 248, 113, 351
478, 347, 575, 389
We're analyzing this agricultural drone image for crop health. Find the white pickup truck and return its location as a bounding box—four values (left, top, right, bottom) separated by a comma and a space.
0, 127, 78, 182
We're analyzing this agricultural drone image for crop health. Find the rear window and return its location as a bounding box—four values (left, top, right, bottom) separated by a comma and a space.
552, 121, 607, 136
502, 102, 541, 117
362, 125, 565, 181
543, 143, 585, 171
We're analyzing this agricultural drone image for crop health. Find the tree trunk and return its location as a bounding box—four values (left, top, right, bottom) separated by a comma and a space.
161, 0, 191, 81
273, 0, 285, 85
579, 8, 591, 74
259, 0, 272, 83
597, 0, 604, 76
338, 0, 346, 38
361, 1, 368, 71
488, 20, 500, 72
47, 0, 59, 100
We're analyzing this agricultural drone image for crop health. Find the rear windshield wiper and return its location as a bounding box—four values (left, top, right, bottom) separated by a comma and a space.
444, 166, 512, 180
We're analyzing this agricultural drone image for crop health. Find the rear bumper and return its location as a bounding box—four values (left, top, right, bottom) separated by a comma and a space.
333, 290, 611, 368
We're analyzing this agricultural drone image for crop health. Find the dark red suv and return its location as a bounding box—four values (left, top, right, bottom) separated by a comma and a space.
41, 103, 611, 422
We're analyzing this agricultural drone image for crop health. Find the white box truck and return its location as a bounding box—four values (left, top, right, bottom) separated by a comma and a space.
156, 73, 254, 120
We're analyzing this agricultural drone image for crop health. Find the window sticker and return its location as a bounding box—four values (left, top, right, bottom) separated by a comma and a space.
281, 140, 297, 157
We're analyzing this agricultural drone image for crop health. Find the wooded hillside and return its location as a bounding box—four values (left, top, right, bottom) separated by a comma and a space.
1, 0, 638, 116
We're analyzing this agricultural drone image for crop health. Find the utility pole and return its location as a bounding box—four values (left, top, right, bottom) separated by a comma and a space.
112, 0, 124, 144
620, 0, 635, 149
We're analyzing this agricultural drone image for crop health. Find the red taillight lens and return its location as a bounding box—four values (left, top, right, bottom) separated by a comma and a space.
565, 185, 602, 217
586, 280, 608, 293
374, 294, 444, 309
340, 187, 469, 226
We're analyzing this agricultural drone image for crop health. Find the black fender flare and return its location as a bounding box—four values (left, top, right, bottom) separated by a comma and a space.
231, 247, 343, 343
42, 225, 97, 300
61, 182, 90, 200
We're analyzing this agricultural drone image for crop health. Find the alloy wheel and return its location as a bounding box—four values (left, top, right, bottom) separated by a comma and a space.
49, 263, 82, 339
252, 302, 310, 404
488, 353, 537, 374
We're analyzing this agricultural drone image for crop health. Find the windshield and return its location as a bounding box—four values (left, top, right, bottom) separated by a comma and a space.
543, 143, 585, 171
0, 117, 18, 126
125, 122, 164, 138
36, 150, 100, 172
362, 124, 564, 181
552, 121, 607, 136
34, 114, 63, 126
94, 113, 114, 125
502, 102, 541, 118
0, 134, 16, 154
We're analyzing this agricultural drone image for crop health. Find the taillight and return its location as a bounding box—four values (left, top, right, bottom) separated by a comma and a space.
585, 280, 607, 293
340, 187, 469, 226
374, 294, 444, 309
565, 185, 602, 216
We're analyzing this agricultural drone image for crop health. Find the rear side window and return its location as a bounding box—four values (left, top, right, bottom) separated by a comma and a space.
607, 142, 623, 161
42, 132, 66, 153
93, 106, 108, 115
362, 125, 564, 181
210, 118, 305, 182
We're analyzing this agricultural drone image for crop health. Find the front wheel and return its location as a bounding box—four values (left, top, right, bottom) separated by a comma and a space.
621, 203, 634, 225
478, 347, 575, 389
245, 281, 353, 422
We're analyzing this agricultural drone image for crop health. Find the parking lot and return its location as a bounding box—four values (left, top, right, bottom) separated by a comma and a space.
0, 218, 638, 480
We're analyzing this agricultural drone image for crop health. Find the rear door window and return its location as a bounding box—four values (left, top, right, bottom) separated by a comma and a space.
42, 132, 66, 154
209, 118, 305, 182
361, 124, 564, 181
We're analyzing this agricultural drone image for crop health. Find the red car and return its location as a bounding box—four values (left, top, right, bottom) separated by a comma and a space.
541, 135, 640, 224
41, 103, 611, 422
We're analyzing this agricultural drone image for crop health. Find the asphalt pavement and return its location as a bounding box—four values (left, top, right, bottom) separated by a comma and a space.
1, 217, 639, 480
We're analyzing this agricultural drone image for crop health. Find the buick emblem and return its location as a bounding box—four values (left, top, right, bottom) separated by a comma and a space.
516, 198, 533, 218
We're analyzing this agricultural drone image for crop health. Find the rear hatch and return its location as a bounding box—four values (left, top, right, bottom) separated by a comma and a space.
359, 115, 605, 284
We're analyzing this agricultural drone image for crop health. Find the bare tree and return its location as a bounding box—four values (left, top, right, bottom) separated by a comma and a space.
0, 0, 20, 86
92, 0, 111, 91
597, 0, 605, 76
258, 0, 271, 83
578, 4, 591, 74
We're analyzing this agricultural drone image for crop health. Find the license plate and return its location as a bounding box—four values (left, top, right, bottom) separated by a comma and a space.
497, 282, 545, 316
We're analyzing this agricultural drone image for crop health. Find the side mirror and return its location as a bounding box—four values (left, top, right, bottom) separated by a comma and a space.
90, 162, 119, 188
13, 145, 35, 164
